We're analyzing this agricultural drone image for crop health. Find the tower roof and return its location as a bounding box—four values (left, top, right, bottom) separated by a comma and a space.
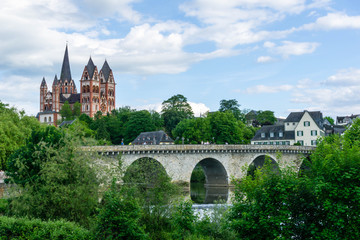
41, 77, 47, 87
60, 44, 72, 82
101, 60, 111, 82
52, 75, 59, 86
86, 57, 96, 79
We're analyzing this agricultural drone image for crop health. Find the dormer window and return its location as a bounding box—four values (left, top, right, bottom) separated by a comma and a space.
279, 132, 283, 137
261, 133, 265, 138
270, 132, 274, 137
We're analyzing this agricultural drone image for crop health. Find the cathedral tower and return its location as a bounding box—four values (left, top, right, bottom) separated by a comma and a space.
100, 60, 116, 113
40, 77, 47, 112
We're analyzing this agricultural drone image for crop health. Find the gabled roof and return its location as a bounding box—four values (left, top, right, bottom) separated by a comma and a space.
132, 130, 174, 145
60, 93, 80, 104
59, 119, 76, 128
41, 77, 47, 87
285, 110, 323, 129
252, 125, 295, 141
101, 60, 112, 82
60, 45, 72, 82
86, 57, 96, 79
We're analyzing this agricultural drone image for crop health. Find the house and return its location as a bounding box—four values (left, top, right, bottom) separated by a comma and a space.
132, 130, 174, 145
251, 110, 325, 146
336, 114, 360, 126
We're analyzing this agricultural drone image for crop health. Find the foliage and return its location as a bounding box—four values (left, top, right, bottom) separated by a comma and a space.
95, 181, 148, 240
343, 118, 360, 146
229, 133, 360, 239
172, 117, 211, 144
124, 110, 156, 144
0, 101, 40, 170
255, 110, 277, 126
73, 102, 82, 117
6, 128, 99, 226
171, 200, 196, 238
59, 101, 73, 120
190, 165, 206, 183
161, 94, 194, 136
219, 99, 245, 121
0, 216, 90, 240
324, 116, 335, 125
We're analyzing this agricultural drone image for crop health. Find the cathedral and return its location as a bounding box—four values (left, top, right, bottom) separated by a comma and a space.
37, 45, 116, 126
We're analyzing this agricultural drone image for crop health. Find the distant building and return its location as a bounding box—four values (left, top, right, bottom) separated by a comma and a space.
37, 45, 116, 126
336, 114, 360, 126
132, 130, 174, 145
251, 110, 325, 146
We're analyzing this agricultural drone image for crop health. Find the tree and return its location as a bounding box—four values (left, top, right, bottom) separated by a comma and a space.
161, 94, 194, 136
172, 118, 211, 144
255, 110, 277, 126
72, 102, 81, 117
6, 127, 100, 226
219, 99, 244, 121
343, 118, 360, 146
59, 101, 73, 120
324, 116, 335, 125
0, 101, 41, 170
124, 110, 156, 144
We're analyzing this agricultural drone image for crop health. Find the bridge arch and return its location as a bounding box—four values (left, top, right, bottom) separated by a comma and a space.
192, 158, 228, 187
247, 154, 279, 176
123, 157, 169, 184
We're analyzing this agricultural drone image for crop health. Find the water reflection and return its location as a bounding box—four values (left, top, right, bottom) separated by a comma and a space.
190, 182, 229, 204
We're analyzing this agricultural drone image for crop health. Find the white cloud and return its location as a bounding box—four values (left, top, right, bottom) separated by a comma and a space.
302, 12, 360, 30
245, 84, 293, 94
269, 41, 320, 58
257, 56, 274, 63
324, 68, 360, 86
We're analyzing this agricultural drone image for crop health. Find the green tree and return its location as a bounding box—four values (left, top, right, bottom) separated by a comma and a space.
124, 110, 156, 144
72, 102, 81, 117
343, 118, 360, 146
324, 116, 335, 125
255, 110, 277, 126
6, 127, 100, 226
0, 101, 40, 170
161, 94, 194, 136
59, 101, 73, 120
219, 99, 245, 121
172, 117, 211, 144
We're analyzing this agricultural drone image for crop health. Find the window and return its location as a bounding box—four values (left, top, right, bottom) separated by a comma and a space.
270, 142, 274, 145
311, 130, 317, 136
65, 87, 68, 93
293, 122, 295, 125
297, 131, 303, 136
44, 117, 47, 122
279, 132, 283, 137
287, 123, 289, 126
297, 140, 304, 146
270, 132, 274, 137
261, 133, 265, 138
49, 117, 51, 122
304, 121, 310, 126
276, 142, 279, 145
311, 140, 317, 146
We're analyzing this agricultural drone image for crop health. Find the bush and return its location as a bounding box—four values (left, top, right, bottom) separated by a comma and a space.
0, 216, 90, 239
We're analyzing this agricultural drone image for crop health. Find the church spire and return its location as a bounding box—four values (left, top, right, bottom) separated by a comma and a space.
60, 44, 72, 82
52, 75, 58, 86
41, 77, 47, 87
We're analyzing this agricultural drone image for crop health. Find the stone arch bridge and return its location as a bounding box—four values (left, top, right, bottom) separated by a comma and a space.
84, 144, 315, 187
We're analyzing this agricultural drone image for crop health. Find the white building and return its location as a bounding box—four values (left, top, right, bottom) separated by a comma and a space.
251, 110, 325, 146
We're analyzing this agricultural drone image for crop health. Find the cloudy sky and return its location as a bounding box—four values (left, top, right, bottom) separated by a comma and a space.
1, 0, 360, 118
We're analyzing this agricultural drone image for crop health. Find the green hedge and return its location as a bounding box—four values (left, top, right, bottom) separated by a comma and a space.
0, 216, 90, 240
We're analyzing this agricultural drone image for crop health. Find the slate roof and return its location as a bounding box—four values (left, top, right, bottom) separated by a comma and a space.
101, 60, 111, 82
59, 119, 76, 128
60, 45, 72, 83
86, 57, 96, 79
60, 93, 80, 104
252, 125, 295, 141
41, 77, 47, 87
132, 130, 174, 145
285, 110, 323, 129
52, 75, 59, 86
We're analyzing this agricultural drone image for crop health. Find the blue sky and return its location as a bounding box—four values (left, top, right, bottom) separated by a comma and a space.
1, 0, 360, 119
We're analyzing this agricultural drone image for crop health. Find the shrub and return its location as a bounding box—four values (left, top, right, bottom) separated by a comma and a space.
0, 216, 90, 239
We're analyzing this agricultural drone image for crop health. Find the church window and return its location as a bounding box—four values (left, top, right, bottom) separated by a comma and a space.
60, 88, 62, 94
70, 87, 72, 93
86, 105, 89, 111
65, 87, 68, 93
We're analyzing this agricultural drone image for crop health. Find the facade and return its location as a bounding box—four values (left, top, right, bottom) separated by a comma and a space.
336, 114, 360, 126
251, 110, 325, 146
132, 130, 174, 145
37, 45, 115, 125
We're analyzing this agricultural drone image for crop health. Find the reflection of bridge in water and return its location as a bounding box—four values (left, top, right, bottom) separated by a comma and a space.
84, 144, 315, 188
